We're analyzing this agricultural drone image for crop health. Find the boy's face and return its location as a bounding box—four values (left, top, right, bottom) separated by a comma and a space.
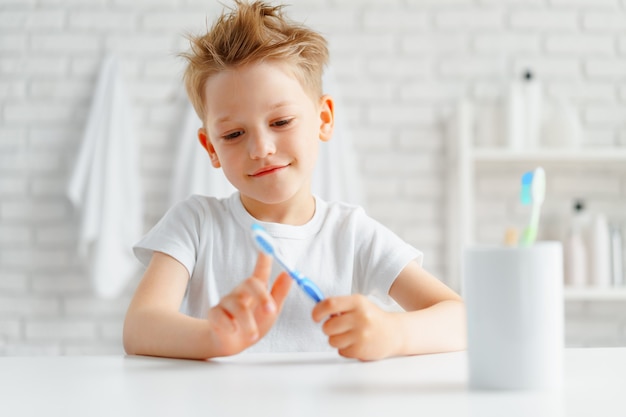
198, 61, 334, 216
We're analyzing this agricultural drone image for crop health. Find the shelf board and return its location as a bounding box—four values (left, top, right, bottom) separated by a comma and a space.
564, 287, 626, 301
471, 148, 626, 162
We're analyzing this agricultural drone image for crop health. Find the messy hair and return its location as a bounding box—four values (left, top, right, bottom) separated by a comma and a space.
180, 0, 329, 121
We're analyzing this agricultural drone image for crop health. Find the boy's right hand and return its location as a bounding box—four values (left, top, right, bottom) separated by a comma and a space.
206, 252, 292, 356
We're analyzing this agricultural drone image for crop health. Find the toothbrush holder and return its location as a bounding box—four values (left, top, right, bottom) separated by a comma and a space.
463, 241, 564, 390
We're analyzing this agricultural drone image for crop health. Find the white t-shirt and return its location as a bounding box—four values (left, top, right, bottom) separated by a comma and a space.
133, 192, 422, 353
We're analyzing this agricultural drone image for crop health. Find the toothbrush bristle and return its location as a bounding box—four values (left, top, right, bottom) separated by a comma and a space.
254, 235, 274, 255
532, 167, 546, 204
520, 171, 534, 205
521, 171, 534, 185
520, 185, 532, 205
252, 223, 275, 255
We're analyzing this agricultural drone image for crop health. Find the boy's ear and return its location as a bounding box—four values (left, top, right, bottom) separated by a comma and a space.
318, 95, 334, 142
198, 127, 221, 168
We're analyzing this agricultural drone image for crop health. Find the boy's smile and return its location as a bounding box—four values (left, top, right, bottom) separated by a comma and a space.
198, 61, 334, 224
249, 164, 289, 178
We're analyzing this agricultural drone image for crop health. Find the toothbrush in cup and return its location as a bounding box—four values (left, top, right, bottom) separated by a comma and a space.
251, 223, 325, 303
519, 166, 546, 247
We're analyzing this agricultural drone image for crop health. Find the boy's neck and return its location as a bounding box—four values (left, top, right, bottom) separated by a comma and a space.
240, 191, 316, 226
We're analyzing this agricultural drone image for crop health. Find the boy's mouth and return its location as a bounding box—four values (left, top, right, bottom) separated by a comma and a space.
250, 164, 289, 177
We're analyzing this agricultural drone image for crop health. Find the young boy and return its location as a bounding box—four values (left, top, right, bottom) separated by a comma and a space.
123, 0, 466, 361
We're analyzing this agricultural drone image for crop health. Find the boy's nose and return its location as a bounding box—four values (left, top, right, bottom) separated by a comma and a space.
248, 131, 276, 159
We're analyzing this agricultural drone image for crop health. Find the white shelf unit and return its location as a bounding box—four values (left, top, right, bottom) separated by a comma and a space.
564, 287, 626, 301
446, 102, 626, 300
472, 149, 626, 163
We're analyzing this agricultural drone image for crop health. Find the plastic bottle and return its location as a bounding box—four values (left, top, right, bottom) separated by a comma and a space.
505, 79, 524, 151
588, 213, 611, 288
542, 97, 582, 149
523, 70, 543, 150
563, 200, 588, 288
610, 224, 624, 287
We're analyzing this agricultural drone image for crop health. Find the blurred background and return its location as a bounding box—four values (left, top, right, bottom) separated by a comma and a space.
1, 0, 625, 355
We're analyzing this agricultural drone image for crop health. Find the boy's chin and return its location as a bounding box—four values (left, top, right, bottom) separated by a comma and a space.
249, 192, 305, 206
242, 187, 313, 206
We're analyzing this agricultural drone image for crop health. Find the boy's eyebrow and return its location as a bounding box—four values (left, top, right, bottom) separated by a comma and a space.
214, 101, 297, 124
215, 115, 233, 124
269, 101, 294, 110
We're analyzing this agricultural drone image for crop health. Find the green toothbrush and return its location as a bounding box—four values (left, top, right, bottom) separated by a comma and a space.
520, 167, 546, 247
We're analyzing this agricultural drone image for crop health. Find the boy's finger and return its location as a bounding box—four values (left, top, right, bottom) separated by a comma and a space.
252, 252, 273, 284
244, 276, 275, 313
270, 272, 292, 310
220, 293, 260, 342
321, 312, 353, 336
208, 305, 237, 333
311, 296, 354, 322
328, 331, 353, 350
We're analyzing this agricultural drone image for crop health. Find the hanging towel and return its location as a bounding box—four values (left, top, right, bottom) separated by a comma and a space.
66, 55, 143, 298
169, 102, 236, 206
313, 67, 364, 206
169, 66, 364, 207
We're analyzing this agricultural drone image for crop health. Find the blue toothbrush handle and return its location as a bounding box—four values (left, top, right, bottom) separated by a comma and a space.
289, 270, 325, 303
300, 279, 325, 303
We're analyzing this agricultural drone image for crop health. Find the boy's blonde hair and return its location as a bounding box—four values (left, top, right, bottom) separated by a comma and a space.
181, 0, 329, 121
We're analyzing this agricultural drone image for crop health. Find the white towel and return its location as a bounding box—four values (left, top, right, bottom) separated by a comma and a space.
169, 67, 364, 207
169, 103, 236, 206
313, 67, 364, 206
66, 55, 143, 298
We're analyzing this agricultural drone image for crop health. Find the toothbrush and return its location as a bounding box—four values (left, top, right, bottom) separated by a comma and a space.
520, 171, 534, 205
251, 223, 325, 303
519, 167, 546, 247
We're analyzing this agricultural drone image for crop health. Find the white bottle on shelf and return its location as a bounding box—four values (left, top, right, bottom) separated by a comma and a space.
505, 69, 543, 151
542, 97, 581, 149
610, 224, 623, 287
564, 229, 588, 288
523, 70, 543, 150
588, 213, 611, 288
564, 200, 589, 288
505, 81, 524, 151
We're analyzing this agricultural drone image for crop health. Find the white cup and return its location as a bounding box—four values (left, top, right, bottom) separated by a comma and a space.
464, 241, 564, 390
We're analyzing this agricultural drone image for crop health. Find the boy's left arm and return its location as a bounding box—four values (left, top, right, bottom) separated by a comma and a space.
311, 261, 466, 361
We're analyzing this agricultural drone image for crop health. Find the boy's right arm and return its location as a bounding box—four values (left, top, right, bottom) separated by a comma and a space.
123, 251, 291, 360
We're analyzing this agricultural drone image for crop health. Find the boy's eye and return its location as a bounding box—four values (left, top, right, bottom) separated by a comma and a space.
223, 131, 243, 140
271, 119, 291, 127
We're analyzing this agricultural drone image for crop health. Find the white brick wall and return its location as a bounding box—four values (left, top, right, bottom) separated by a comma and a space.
1, 0, 625, 355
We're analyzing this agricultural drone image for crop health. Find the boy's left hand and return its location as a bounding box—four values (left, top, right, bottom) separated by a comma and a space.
312, 295, 401, 361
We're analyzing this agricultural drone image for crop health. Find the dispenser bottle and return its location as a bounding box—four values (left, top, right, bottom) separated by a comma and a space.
523, 70, 543, 149
564, 200, 588, 288
610, 224, 624, 287
505, 75, 524, 151
588, 213, 611, 288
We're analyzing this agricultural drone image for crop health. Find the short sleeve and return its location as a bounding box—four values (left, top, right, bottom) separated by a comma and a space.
133, 196, 205, 278
353, 208, 423, 304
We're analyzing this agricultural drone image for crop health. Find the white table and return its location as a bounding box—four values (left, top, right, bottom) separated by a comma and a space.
1, 348, 624, 417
